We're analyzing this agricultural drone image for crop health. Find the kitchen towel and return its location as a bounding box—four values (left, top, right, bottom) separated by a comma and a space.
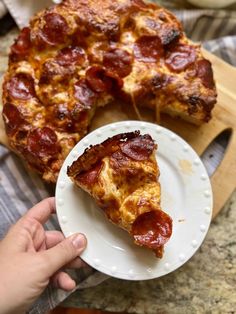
0, 1, 7, 19
0, 2, 235, 314
2, 0, 58, 28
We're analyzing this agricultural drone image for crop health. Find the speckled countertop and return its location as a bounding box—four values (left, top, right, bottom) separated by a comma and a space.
1, 8, 236, 314
63, 193, 236, 313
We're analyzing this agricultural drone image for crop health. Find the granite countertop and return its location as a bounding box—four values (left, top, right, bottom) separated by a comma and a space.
0, 8, 236, 314
64, 193, 236, 313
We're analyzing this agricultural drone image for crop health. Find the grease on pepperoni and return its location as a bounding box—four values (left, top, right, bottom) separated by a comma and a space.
2, 103, 26, 135
132, 210, 172, 257
120, 134, 155, 161
76, 162, 103, 187
134, 36, 164, 62
110, 150, 130, 171
165, 44, 196, 72
56, 46, 85, 66
27, 127, 59, 158
103, 48, 133, 77
10, 27, 31, 60
74, 79, 98, 107
40, 13, 69, 45
6, 73, 35, 100
197, 59, 214, 89
86, 66, 123, 93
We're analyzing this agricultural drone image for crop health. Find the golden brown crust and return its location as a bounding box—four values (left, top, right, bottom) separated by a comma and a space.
67, 131, 172, 257
2, 0, 217, 182
67, 131, 147, 175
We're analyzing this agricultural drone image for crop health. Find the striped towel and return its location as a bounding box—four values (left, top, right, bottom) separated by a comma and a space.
0, 1, 7, 19
0, 3, 236, 314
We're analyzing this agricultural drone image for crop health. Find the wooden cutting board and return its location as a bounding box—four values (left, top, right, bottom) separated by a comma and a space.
0, 50, 235, 219
88, 49, 236, 219
160, 49, 236, 218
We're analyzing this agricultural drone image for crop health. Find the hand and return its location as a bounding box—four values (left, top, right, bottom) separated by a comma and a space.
0, 197, 87, 314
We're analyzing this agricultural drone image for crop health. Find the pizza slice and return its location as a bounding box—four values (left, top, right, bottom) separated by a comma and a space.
67, 131, 172, 258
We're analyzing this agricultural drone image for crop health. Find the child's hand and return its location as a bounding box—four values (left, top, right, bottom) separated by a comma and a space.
0, 197, 87, 314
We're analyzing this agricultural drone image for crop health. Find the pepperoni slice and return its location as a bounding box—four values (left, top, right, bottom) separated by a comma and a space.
165, 44, 196, 72
74, 79, 98, 107
40, 13, 69, 45
76, 162, 103, 187
56, 46, 85, 66
110, 150, 130, 166
197, 59, 214, 89
7, 73, 35, 100
120, 134, 155, 161
103, 48, 133, 78
86, 66, 123, 93
134, 36, 164, 62
2, 103, 25, 135
132, 210, 172, 256
27, 127, 59, 158
10, 27, 31, 60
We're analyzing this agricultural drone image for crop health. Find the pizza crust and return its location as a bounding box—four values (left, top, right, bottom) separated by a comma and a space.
67, 131, 172, 258
1, 0, 217, 182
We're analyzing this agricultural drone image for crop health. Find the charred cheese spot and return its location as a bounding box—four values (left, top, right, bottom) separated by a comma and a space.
4, 0, 217, 183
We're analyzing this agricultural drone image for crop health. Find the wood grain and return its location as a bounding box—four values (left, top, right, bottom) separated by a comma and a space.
91, 50, 236, 218
49, 308, 128, 314
161, 49, 236, 218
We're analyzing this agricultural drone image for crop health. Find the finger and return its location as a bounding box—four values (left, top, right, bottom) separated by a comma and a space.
66, 257, 88, 269
41, 233, 87, 277
25, 197, 55, 225
51, 271, 76, 291
2, 198, 56, 253
45, 231, 65, 249
4, 216, 45, 253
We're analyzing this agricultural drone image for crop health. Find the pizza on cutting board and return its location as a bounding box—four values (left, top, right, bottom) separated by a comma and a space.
67, 131, 172, 258
2, 0, 217, 182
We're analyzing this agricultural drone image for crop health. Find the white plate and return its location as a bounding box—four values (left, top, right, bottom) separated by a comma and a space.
56, 121, 213, 281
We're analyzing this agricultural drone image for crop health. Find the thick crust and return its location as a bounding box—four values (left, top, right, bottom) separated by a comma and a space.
2, 0, 217, 182
67, 131, 142, 176
68, 131, 172, 258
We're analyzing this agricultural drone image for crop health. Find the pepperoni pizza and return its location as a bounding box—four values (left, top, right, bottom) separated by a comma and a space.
2, 0, 217, 182
67, 131, 172, 258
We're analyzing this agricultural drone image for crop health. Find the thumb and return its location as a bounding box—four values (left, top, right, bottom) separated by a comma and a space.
41, 233, 87, 276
